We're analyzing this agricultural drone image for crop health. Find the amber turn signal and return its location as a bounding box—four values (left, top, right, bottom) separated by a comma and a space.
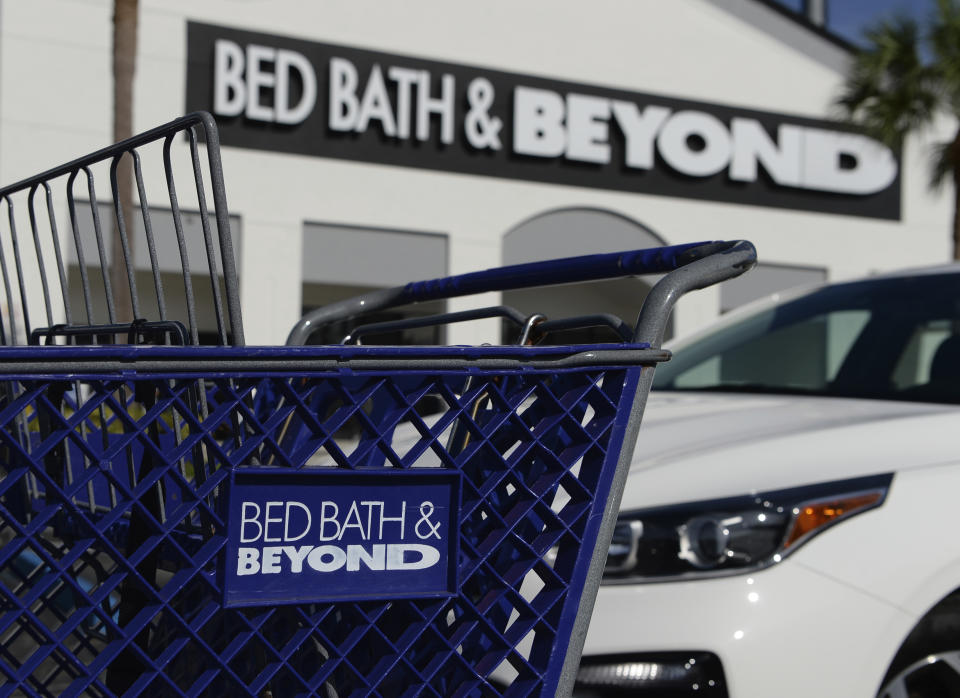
784, 491, 884, 548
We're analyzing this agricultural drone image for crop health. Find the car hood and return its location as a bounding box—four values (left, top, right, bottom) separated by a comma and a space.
619, 391, 960, 510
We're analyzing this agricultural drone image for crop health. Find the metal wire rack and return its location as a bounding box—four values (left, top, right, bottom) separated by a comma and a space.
0, 112, 242, 347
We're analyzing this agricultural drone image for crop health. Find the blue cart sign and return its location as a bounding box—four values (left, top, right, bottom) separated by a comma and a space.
223, 469, 461, 607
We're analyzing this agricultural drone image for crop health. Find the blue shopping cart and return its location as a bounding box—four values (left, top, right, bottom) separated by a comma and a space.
0, 113, 755, 697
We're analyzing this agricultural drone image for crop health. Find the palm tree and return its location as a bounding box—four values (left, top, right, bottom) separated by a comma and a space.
112, 0, 138, 321
105, 4, 140, 693
837, 0, 960, 259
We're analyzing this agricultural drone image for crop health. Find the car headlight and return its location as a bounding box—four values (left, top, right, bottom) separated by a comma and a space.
604, 473, 892, 581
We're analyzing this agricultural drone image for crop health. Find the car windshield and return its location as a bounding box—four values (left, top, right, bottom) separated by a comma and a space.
653, 271, 960, 404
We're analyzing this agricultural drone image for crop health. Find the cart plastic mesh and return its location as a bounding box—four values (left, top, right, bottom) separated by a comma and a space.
0, 345, 657, 697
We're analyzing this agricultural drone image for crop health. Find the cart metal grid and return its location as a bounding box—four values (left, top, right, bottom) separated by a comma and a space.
0, 113, 757, 697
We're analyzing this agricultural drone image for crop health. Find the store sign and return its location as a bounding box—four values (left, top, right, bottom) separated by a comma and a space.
222, 469, 460, 607
186, 22, 901, 219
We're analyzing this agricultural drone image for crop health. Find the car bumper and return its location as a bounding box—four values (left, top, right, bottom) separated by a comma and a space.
580, 557, 913, 698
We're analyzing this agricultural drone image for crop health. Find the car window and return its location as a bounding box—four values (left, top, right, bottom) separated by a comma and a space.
890, 319, 953, 390
670, 309, 870, 392
654, 273, 960, 404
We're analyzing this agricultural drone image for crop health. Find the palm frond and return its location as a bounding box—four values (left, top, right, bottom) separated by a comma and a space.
928, 139, 956, 189
835, 15, 940, 146
931, 0, 960, 110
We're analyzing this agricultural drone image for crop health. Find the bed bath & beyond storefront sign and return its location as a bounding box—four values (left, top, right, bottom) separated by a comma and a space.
186, 21, 900, 219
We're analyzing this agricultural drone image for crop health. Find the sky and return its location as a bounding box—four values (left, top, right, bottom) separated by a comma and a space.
774, 0, 933, 45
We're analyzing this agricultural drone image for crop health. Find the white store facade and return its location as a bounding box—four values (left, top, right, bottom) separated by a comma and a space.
0, 0, 952, 345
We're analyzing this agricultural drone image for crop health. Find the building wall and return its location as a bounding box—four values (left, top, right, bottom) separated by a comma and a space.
0, 0, 953, 345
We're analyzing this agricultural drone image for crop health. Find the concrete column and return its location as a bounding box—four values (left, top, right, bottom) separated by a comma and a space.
804, 0, 826, 27
238, 218, 303, 345
445, 237, 502, 346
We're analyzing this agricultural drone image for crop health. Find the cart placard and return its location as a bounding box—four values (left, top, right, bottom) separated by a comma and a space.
223, 469, 461, 607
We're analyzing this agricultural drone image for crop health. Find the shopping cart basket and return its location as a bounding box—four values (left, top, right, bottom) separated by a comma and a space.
0, 113, 756, 697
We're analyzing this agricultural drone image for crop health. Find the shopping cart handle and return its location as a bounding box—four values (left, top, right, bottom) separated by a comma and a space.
400, 240, 727, 303
633, 239, 756, 347
287, 240, 756, 345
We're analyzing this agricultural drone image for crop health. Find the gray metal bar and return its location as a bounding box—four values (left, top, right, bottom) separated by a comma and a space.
342, 305, 529, 345
67, 171, 96, 327
0, 199, 18, 344
41, 182, 72, 326
26, 186, 54, 328
287, 287, 409, 345
187, 128, 228, 345
5, 197, 30, 340
196, 112, 244, 346
516, 313, 546, 346
109, 153, 142, 319
132, 151, 166, 323
0, 349, 670, 375
84, 167, 116, 324
162, 135, 199, 345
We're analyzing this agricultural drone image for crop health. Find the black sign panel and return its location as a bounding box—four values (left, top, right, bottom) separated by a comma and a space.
186, 21, 900, 219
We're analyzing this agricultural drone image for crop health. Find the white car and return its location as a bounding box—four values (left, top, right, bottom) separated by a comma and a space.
576, 265, 960, 698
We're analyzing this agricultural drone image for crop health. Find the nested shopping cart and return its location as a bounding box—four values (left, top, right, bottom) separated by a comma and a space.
0, 112, 756, 697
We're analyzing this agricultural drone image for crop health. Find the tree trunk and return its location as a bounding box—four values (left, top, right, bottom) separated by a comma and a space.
111, 0, 138, 322
104, 3, 141, 694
